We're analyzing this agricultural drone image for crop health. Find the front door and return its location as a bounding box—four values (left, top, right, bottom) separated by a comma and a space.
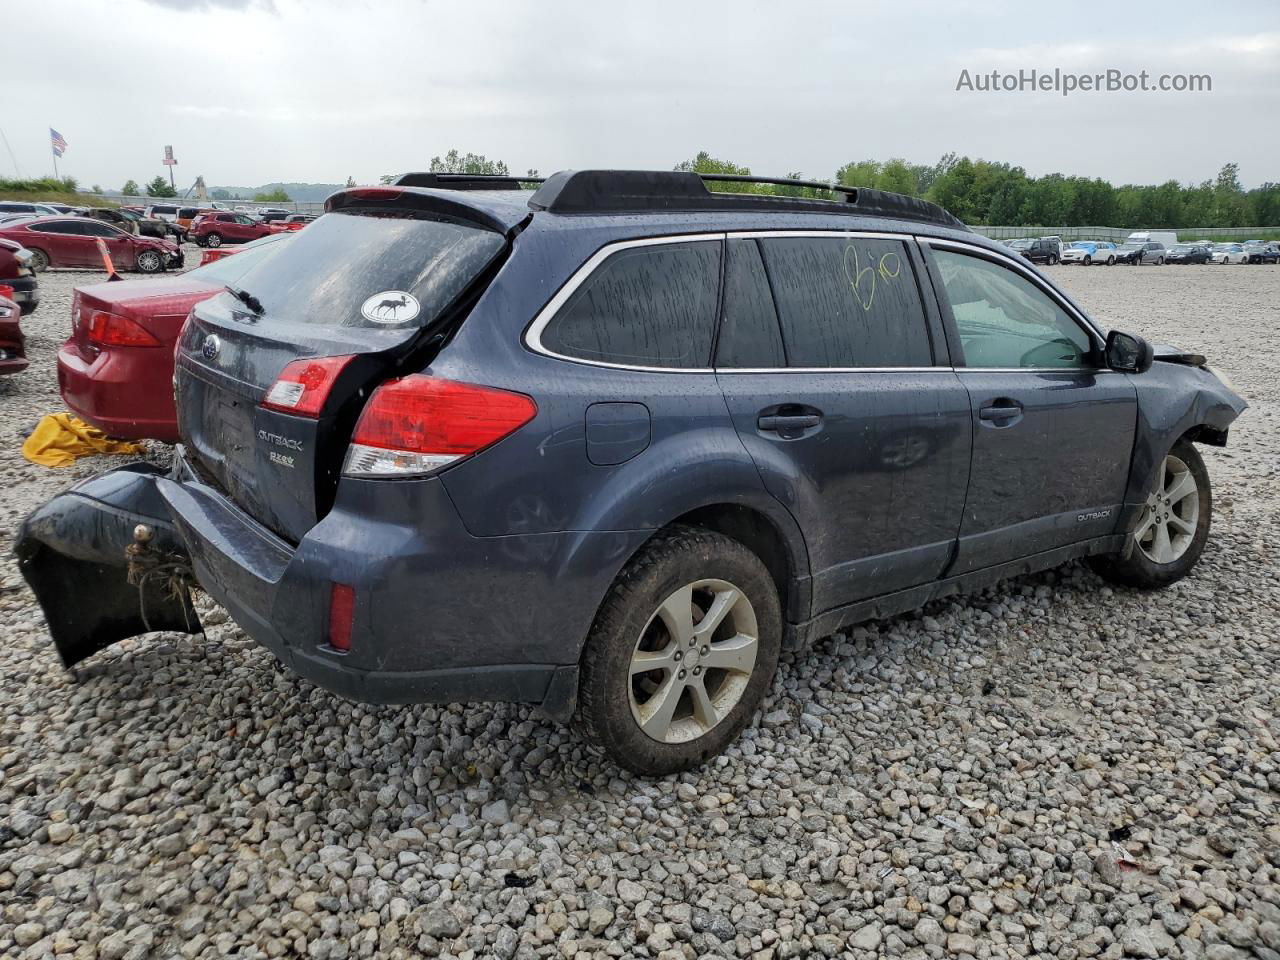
715, 235, 972, 614
922, 242, 1137, 574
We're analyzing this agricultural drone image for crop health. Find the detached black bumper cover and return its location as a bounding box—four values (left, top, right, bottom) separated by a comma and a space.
14, 462, 201, 668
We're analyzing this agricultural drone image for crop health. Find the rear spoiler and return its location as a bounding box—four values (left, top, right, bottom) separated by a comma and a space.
392, 172, 544, 191
324, 187, 526, 234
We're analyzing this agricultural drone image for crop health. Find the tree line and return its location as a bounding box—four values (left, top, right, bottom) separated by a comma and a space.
401, 150, 1279, 228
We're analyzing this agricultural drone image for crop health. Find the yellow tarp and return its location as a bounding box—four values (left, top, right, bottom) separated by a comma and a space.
22, 414, 146, 467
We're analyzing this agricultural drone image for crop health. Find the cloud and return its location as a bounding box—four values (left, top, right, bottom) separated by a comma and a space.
140, 0, 276, 11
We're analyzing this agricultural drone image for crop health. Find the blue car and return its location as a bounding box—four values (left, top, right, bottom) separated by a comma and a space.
17, 170, 1245, 774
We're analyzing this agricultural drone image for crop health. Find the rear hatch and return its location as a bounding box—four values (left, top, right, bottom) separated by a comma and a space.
174, 191, 521, 542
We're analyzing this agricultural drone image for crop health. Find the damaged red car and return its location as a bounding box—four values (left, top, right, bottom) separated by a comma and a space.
58, 234, 289, 441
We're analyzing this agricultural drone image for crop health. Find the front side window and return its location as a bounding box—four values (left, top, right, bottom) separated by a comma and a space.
540, 241, 721, 368
932, 249, 1094, 369
758, 237, 932, 368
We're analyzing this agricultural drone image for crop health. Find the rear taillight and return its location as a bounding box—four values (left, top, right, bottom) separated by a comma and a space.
346, 188, 402, 201
328, 583, 355, 652
86, 310, 162, 347
343, 375, 537, 477
261, 355, 355, 417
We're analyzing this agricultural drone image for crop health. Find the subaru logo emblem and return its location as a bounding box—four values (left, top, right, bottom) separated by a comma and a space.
202, 335, 220, 361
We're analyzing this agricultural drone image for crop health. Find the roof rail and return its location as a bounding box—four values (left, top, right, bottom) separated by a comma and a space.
393, 172, 544, 191
527, 170, 967, 230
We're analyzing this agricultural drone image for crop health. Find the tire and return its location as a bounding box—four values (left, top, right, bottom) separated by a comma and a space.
1083, 255, 1092, 266
575, 526, 782, 775
1107, 256, 1115, 265
27, 248, 50, 272
1156, 257, 1164, 265
1048, 255, 1058, 265
135, 250, 164, 274
205, 232, 222, 248
1088, 439, 1211, 589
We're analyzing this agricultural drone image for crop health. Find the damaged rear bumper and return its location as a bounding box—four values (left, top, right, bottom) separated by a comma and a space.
14, 462, 201, 667
14, 454, 582, 718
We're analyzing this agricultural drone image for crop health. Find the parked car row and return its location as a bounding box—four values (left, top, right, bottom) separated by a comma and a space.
0, 217, 182, 273
1005, 231, 1280, 267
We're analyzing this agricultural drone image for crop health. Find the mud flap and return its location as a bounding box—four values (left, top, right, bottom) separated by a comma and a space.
14, 462, 201, 669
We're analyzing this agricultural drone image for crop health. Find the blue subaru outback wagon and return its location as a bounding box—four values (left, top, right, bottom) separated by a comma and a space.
18, 170, 1244, 774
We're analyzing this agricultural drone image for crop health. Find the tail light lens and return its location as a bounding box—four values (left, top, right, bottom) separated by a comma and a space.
344, 375, 537, 477
86, 310, 162, 347
261, 355, 355, 417
328, 583, 355, 652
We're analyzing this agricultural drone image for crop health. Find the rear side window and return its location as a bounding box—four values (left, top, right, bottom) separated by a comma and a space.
759, 237, 932, 368
231, 210, 505, 329
541, 241, 721, 368
715, 239, 784, 368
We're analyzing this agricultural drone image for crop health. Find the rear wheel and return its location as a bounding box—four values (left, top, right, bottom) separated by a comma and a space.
27, 248, 49, 272
205, 232, 222, 248
135, 250, 164, 273
1089, 439, 1211, 589
1048, 254, 1058, 265
576, 527, 781, 775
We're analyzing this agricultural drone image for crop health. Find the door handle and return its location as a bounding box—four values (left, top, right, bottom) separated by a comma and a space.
758, 414, 822, 432
978, 399, 1023, 425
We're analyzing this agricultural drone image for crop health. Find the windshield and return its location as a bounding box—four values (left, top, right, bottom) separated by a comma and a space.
1118, 244, 1140, 250
228, 210, 506, 329
1171, 245, 1192, 252
1069, 243, 1092, 250
1008, 239, 1032, 249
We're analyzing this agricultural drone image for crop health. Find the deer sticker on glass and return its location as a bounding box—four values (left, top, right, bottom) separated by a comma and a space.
361, 290, 421, 325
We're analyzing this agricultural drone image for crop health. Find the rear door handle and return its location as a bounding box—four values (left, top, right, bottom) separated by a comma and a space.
758, 414, 821, 432
978, 399, 1024, 425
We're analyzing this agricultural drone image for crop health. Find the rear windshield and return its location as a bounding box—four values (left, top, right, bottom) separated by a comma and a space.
229, 210, 504, 328
186, 234, 289, 285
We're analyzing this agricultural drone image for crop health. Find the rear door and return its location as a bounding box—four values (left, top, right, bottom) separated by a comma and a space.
921, 240, 1136, 574
175, 201, 511, 542
715, 234, 971, 613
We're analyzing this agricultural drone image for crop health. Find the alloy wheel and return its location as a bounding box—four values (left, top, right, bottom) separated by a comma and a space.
1134, 454, 1199, 565
136, 251, 161, 272
628, 579, 759, 744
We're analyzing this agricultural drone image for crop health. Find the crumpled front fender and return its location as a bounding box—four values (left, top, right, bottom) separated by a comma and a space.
14, 461, 201, 668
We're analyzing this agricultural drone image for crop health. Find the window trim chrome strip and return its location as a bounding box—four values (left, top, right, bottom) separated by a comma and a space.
523, 229, 1112, 375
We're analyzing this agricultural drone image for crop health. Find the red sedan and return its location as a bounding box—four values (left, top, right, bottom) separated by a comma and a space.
0, 216, 180, 273
0, 289, 27, 375
58, 234, 288, 442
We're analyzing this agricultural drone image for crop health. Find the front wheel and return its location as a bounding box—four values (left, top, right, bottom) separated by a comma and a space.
205, 232, 222, 248
27, 248, 50, 272
1107, 256, 1115, 265
575, 527, 782, 775
1089, 439, 1211, 589
1083, 255, 1092, 265
134, 250, 164, 273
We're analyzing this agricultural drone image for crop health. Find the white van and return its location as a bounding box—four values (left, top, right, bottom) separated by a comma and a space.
1127, 231, 1178, 247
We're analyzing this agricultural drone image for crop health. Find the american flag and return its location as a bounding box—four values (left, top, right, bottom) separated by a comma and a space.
50, 128, 67, 158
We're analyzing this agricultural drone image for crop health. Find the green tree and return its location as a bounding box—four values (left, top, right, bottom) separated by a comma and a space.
253, 188, 292, 203
145, 176, 176, 198
674, 151, 756, 192
428, 150, 510, 176
122, 179, 140, 196
835, 160, 882, 189
875, 158, 918, 195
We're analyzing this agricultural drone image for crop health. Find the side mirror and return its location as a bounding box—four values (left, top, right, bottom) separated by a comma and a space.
1105, 330, 1154, 374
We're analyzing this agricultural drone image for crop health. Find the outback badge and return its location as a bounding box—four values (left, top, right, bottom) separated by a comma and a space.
202, 334, 221, 361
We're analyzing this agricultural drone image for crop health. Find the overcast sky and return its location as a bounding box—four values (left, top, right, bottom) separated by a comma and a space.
7, 0, 1277, 191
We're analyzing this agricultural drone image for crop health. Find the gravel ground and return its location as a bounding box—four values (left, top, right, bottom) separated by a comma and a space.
1, 259, 1278, 960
